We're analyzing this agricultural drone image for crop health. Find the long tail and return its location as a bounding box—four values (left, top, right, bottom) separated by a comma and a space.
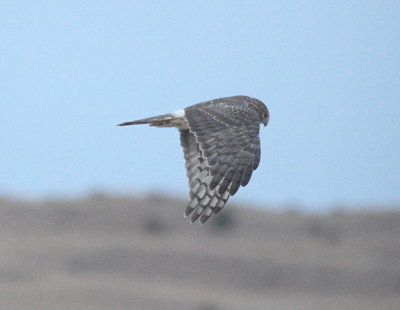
117, 113, 175, 127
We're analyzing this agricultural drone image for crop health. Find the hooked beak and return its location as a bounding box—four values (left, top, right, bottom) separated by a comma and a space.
263, 117, 269, 127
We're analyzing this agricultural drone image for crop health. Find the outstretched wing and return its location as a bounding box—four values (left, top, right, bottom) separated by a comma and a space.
180, 129, 230, 224
180, 98, 261, 223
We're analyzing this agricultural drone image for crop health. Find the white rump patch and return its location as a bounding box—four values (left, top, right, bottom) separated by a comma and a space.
172, 109, 185, 118
166, 109, 187, 129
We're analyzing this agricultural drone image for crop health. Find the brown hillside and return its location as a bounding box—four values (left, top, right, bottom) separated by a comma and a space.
0, 195, 399, 310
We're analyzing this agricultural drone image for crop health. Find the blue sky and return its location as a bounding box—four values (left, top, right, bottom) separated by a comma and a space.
1, 1, 399, 210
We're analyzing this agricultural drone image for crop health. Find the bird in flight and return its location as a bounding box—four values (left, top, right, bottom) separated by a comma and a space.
118, 95, 269, 224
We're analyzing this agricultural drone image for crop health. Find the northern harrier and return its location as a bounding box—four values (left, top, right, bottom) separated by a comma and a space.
118, 95, 269, 224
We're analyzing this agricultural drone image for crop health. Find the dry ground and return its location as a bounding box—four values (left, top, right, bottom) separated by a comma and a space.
0, 195, 399, 309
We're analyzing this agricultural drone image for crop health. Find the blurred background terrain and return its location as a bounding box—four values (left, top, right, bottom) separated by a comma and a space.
0, 195, 399, 310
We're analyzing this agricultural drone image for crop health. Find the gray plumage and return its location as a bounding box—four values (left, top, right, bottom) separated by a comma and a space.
118, 95, 269, 224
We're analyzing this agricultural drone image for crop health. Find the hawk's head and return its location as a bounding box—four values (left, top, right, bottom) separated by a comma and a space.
247, 96, 269, 127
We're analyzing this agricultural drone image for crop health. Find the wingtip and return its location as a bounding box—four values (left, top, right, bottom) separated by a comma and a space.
190, 212, 201, 224
199, 217, 207, 225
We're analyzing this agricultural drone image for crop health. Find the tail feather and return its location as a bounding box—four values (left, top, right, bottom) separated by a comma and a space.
117, 113, 174, 126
